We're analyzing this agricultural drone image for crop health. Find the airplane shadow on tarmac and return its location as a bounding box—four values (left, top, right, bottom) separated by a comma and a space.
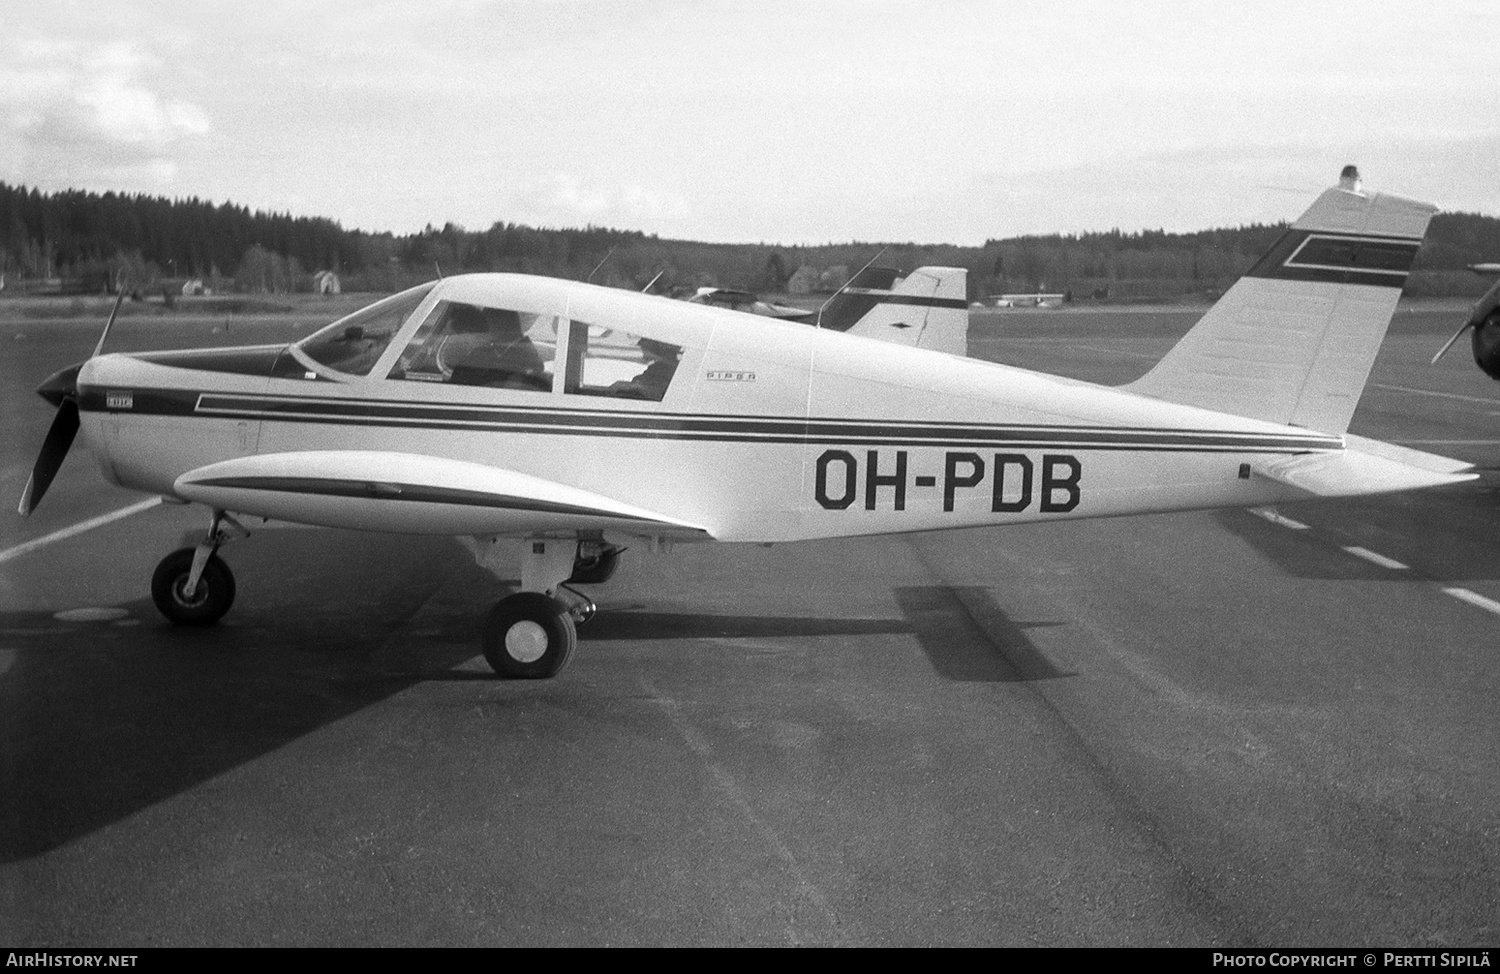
578, 585, 1068, 684
0, 526, 1064, 862
1216, 478, 1500, 582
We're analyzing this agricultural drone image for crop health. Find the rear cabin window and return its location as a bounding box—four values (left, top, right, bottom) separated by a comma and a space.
563, 321, 682, 402
390, 300, 558, 392
297, 282, 435, 376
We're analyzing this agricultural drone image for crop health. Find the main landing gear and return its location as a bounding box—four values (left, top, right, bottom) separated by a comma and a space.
481, 539, 620, 679
150, 509, 248, 626
146, 514, 618, 680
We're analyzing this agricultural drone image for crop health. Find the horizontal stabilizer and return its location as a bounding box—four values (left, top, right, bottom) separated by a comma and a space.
1252, 435, 1475, 498
175, 451, 713, 538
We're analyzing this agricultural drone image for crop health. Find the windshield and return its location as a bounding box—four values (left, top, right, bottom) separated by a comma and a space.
296, 282, 437, 376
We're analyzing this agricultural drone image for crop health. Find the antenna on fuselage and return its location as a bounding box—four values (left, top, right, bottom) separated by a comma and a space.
433, 261, 443, 280
91, 280, 128, 358
586, 245, 617, 284
816, 247, 886, 329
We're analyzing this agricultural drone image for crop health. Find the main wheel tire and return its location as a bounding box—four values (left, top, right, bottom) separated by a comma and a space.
482, 592, 577, 678
568, 546, 620, 585
151, 547, 235, 626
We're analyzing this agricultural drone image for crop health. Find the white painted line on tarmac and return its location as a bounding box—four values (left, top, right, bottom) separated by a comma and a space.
1342, 546, 1409, 570
1390, 439, 1500, 446
1441, 587, 1500, 618
0, 498, 163, 564
1073, 342, 1160, 360
1371, 383, 1500, 405
1250, 507, 1310, 530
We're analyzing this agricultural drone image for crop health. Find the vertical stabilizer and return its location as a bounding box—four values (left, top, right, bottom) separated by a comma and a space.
1125, 170, 1435, 434
826, 266, 970, 356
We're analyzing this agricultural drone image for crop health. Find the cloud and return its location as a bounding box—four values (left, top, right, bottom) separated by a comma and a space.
963, 134, 1500, 241
509, 173, 692, 229
0, 37, 210, 187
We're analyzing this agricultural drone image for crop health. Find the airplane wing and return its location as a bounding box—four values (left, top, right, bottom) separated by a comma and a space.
1252, 435, 1476, 497
173, 451, 714, 539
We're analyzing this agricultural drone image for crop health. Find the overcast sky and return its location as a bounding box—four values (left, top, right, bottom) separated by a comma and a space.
3, 0, 1497, 245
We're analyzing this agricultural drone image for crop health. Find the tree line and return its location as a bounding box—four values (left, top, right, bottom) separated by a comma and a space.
3, 181, 1497, 300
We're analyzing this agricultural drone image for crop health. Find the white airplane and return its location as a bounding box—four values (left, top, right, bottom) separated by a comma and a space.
993, 292, 1066, 309
18, 168, 1475, 679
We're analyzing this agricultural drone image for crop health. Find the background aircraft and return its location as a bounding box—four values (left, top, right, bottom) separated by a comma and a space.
817, 264, 969, 356
1431, 263, 1500, 379
17, 169, 1473, 680
992, 293, 1066, 308
683, 286, 814, 321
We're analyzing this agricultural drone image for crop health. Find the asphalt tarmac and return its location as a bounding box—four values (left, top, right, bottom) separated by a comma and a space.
2, 301, 1497, 946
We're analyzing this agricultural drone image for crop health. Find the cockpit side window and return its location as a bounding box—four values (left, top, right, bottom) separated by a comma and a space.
563, 320, 682, 402
390, 300, 558, 392
297, 282, 435, 377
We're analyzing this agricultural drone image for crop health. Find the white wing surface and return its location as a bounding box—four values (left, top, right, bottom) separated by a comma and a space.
174, 451, 713, 538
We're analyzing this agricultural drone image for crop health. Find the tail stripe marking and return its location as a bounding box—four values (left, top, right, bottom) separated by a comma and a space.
1247, 229, 1420, 287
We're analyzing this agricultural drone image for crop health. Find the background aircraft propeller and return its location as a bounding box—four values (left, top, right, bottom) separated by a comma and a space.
17, 288, 126, 516
1430, 320, 1474, 366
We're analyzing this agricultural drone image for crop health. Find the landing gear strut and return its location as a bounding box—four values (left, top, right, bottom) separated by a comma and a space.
151, 509, 247, 626
568, 541, 622, 585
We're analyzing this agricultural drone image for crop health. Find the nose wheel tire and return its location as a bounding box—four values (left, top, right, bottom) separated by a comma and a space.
151, 548, 236, 626
482, 592, 577, 678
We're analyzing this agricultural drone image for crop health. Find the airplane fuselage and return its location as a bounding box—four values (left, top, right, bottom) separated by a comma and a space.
74, 274, 1339, 546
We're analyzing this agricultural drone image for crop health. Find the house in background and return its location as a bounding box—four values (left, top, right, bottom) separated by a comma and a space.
313, 270, 341, 294
786, 264, 820, 295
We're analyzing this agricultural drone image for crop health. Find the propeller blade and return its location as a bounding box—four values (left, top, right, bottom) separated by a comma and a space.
1431, 321, 1474, 365
91, 287, 127, 359
18, 289, 124, 516
18, 400, 81, 517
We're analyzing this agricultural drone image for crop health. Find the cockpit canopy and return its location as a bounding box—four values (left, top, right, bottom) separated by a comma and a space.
291, 276, 693, 402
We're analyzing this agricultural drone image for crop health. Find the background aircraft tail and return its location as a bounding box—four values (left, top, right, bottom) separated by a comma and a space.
1125, 169, 1436, 435
821, 265, 970, 357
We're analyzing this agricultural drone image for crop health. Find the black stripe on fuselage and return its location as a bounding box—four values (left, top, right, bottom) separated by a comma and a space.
1246, 229, 1420, 287
77, 385, 1344, 454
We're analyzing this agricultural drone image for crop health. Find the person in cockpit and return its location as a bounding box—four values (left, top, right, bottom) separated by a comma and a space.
447, 305, 549, 390
608, 338, 680, 400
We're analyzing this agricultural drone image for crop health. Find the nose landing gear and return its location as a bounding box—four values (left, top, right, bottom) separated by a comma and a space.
150, 509, 248, 626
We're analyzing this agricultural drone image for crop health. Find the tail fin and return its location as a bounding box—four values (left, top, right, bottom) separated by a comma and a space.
1125, 170, 1436, 434
818, 266, 902, 332
822, 266, 971, 357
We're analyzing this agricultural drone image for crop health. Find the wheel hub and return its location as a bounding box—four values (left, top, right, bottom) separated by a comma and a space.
173, 575, 209, 608
504, 619, 549, 663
